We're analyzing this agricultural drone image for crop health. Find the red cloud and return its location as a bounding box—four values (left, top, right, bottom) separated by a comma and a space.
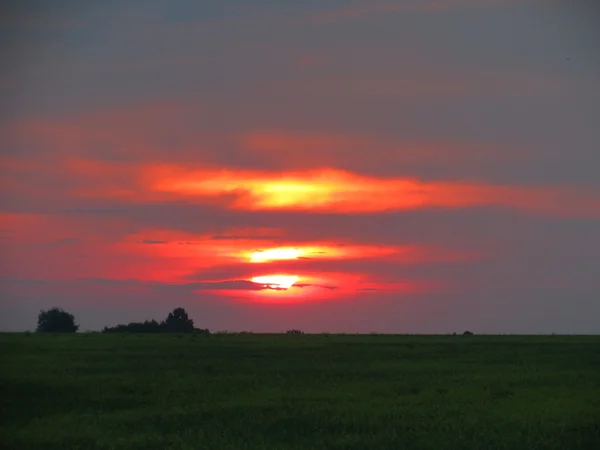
0, 212, 465, 303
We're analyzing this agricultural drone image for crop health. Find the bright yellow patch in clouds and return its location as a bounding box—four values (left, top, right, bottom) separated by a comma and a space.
245, 244, 396, 263
147, 166, 600, 217
250, 247, 304, 262
251, 275, 299, 289
149, 167, 425, 212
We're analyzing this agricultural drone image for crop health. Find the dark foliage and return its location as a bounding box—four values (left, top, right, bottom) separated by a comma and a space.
102, 319, 163, 333
286, 329, 304, 335
162, 307, 195, 333
102, 308, 199, 334
463, 330, 474, 336
36, 307, 79, 333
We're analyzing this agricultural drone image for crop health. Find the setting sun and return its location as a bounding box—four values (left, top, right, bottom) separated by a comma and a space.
251, 275, 299, 289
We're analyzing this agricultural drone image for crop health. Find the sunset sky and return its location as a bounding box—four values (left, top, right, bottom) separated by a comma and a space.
1, 0, 599, 333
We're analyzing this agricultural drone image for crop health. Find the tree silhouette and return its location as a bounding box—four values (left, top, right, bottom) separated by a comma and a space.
161, 307, 194, 333
37, 307, 79, 333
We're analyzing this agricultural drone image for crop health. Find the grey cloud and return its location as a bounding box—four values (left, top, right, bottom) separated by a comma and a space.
186, 280, 270, 291
69, 200, 597, 250
0, 277, 55, 287
79, 278, 140, 286
62, 208, 127, 214
77, 277, 276, 292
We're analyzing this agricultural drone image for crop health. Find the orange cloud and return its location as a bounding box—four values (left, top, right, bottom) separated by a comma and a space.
4, 141, 599, 219
148, 166, 425, 212
148, 166, 600, 218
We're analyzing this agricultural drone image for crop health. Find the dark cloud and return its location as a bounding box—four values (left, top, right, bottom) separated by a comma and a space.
140, 239, 167, 244
77, 277, 339, 294
79, 277, 275, 292
80, 278, 140, 286
185, 280, 271, 291
294, 283, 338, 290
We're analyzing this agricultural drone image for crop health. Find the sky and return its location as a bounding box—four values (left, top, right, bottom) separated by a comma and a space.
1, 0, 599, 333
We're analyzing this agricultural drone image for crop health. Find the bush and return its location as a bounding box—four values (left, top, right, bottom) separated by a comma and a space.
286, 329, 304, 335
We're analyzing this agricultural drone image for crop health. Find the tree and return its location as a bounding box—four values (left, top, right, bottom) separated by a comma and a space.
37, 307, 79, 333
161, 307, 194, 333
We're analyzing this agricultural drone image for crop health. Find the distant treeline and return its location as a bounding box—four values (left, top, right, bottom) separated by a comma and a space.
103, 319, 209, 334
102, 308, 210, 334
36, 306, 210, 334
35, 307, 476, 336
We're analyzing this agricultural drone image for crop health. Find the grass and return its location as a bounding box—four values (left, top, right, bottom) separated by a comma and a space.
1, 333, 599, 450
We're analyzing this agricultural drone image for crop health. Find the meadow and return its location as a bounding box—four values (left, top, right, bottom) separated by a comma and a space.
1, 333, 599, 450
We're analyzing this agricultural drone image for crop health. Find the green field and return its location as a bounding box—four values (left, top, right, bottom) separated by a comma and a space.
1, 333, 599, 450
